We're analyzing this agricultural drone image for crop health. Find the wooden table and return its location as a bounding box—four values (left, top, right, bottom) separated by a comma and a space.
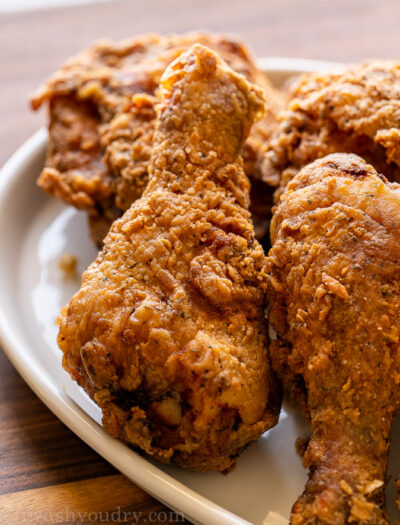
0, 0, 399, 522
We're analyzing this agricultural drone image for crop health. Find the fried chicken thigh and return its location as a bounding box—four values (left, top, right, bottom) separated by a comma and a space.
32, 33, 283, 244
267, 153, 400, 523
263, 61, 400, 199
58, 44, 280, 471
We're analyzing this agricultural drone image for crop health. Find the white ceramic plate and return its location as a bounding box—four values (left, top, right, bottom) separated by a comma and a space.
1, 58, 399, 525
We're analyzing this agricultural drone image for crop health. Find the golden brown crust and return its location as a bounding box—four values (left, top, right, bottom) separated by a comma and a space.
58, 44, 281, 472
38, 96, 110, 210
32, 32, 284, 245
263, 61, 400, 200
267, 153, 400, 524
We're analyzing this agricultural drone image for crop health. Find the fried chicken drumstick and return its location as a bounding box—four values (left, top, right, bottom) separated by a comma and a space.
31, 33, 283, 244
58, 44, 280, 471
267, 153, 400, 523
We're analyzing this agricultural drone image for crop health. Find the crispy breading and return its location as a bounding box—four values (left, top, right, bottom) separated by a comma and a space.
32, 33, 283, 244
58, 44, 281, 471
267, 153, 400, 524
262, 61, 400, 200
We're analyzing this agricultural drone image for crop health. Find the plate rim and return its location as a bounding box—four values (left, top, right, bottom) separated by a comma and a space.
0, 57, 339, 525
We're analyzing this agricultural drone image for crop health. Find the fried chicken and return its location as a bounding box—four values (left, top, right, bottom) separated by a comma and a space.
58, 44, 281, 471
262, 61, 400, 200
31, 32, 284, 244
267, 153, 400, 524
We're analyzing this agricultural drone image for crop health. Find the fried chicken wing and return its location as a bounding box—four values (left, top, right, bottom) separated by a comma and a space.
58, 44, 281, 471
32, 33, 283, 244
267, 153, 400, 523
263, 61, 400, 200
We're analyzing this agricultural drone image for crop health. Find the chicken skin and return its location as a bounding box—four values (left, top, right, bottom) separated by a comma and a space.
267, 153, 400, 523
262, 61, 400, 199
31, 33, 283, 244
58, 44, 281, 471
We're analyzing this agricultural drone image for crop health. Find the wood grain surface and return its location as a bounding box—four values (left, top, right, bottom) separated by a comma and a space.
1, 0, 399, 523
